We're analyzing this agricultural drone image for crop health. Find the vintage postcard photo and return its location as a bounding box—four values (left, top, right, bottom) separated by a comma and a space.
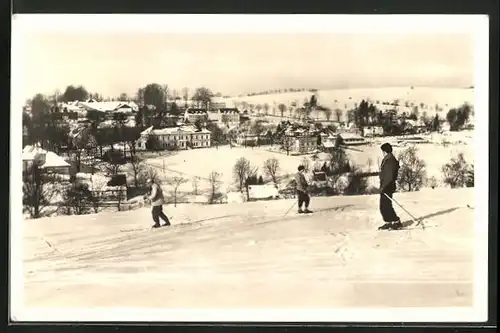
10, 14, 489, 322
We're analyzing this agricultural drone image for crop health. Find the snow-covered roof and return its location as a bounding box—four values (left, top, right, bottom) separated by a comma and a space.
140, 126, 154, 135
322, 141, 335, 148
78, 101, 139, 112
339, 133, 365, 140
22, 145, 46, 161
146, 126, 211, 136
40, 151, 70, 168
405, 119, 426, 127
185, 108, 208, 115
22, 145, 69, 168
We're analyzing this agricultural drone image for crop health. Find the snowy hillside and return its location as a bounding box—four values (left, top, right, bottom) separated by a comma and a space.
23, 187, 475, 308
219, 87, 474, 121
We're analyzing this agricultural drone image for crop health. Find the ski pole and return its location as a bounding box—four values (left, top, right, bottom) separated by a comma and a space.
284, 198, 297, 216
383, 193, 425, 230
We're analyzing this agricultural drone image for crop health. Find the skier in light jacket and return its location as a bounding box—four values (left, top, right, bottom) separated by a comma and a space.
144, 178, 171, 228
294, 165, 312, 214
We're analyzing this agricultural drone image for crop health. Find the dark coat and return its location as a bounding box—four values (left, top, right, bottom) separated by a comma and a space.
379, 153, 399, 193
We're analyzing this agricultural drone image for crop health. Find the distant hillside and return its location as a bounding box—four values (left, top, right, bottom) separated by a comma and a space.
216, 87, 474, 122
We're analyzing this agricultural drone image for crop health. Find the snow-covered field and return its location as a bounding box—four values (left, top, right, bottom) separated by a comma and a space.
141, 131, 474, 195
22, 187, 475, 308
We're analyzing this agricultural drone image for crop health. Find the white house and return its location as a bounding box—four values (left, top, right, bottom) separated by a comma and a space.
338, 133, 367, 146
236, 133, 259, 146
22, 145, 70, 174
208, 108, 240, 126
137, 125, 211, 150
362, 125, 384, 137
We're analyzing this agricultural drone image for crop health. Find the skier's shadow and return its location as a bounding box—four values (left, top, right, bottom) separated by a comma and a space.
401, 207, 461, 227
251, 204, 355, 227
312, 204, 354, 214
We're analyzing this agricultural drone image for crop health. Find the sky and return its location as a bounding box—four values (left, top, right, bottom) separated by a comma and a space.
19, 32, 475, 100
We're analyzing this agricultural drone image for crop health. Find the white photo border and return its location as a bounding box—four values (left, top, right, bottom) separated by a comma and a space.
10, 14, 490, 323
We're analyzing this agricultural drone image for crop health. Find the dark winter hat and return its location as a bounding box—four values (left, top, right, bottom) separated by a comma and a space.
298, 165, 305, 171
380, 143, 393, 154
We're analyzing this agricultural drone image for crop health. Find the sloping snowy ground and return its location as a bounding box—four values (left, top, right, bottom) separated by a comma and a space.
22, 188, 474, 308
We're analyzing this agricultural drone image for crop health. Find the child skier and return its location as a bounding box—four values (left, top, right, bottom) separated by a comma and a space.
294, 165, 312, 214
144, 178, 171, 228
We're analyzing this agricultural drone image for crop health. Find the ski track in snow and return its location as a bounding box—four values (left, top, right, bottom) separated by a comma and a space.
21, 188, 475, 308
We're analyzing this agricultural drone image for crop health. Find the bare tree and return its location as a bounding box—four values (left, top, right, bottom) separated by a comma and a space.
104, 161, 122, 177
233, 157, 251, 192
335, 108, 343, 122
233, 157, 258, 200
182, 87, 189, 107
166, 176, 188, 207
281, 136, 294, 156
208, 171, 223, 204
22, 165, 60, 218
325, 109, 333, 121
367, 157, 373, 172
397, 146, 427, 192
139, 166, 162, 185
263, 158, 280, 188
263, 103, 270, 115
192, 176, 200, 195
278, 103, 287, 118
130, 155, 145, 187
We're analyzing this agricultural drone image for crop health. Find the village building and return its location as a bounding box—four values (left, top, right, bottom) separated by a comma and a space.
184, 108, 209, 124
403, 119, 427, 134
208, 108, 241, 127
136, 125, 211, 150
292, 134, 318, 154
77, 100, 139, 124
235, 133, 259, 146
209, 101, 227, 109
22, 145, 71, 175
283, 128, 318, 154
337, 132, 368, 146
362, 125, 384, 137
320, 132, 338, 151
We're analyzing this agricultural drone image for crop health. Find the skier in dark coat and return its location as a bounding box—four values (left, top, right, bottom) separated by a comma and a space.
378, 143, 403, 230
294, 165, 312, 214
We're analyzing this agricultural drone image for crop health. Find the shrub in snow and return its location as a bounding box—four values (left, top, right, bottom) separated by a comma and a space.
60, 182, 94, 216
426, 176, 438, 189
343, 166, 369, 195
442, 153, 473, 188
397, 146, 427, 192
